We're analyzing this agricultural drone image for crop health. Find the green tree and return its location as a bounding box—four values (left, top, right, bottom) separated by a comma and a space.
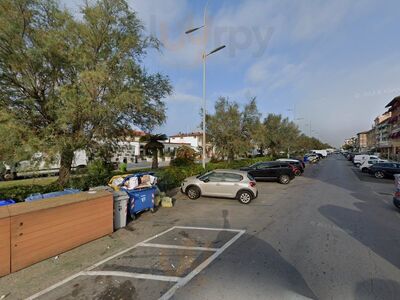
140, 134, 167, 169
0, 0, 172, 186
263, 114, 301, 157
206, 97, 248, 162
242, 97, 265, 155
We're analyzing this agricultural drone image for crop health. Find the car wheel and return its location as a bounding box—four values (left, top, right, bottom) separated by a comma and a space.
237, 190, 253, 204
278, 175, 290, 184
186, 186, 201, 200
374, 171, 385, 179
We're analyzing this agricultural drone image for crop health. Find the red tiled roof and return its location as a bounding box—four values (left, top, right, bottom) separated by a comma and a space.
132, 130, 146, 137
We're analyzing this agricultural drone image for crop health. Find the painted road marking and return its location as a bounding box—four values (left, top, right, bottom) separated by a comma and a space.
27, 226, 245, 300
139, 242, 219, 252
81, 270, 181, 282
159, 229, 245, 300
87, 226, 178, 271
173, 225, 243, 232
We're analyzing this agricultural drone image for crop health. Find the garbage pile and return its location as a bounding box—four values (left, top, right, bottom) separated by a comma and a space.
108, 172, 174, 230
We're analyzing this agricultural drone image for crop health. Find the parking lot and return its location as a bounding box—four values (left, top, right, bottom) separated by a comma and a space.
346, 159, 395, 198
27, 226, 245, 300
2, 156, 400, 300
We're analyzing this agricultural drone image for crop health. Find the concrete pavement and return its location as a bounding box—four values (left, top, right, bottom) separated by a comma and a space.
1, 155, 399, 299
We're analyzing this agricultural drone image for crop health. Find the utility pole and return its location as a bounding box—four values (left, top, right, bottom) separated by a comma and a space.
185, 0, 226, 169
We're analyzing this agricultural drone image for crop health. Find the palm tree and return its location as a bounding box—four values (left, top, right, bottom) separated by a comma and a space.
140, 134, 167, 169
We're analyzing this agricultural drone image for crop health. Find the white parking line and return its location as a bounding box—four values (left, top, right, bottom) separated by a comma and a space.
87, 226, 178, 271
173, 225, 243, 232
82, 271, 181, 282
139, 243, 219, 252
27, 226, 245, 300
159, 229, 245, 300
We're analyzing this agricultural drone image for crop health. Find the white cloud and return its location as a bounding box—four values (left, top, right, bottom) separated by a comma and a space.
245, 56, 305, 89
296, 54, 400, 146
166, 91, 202, 104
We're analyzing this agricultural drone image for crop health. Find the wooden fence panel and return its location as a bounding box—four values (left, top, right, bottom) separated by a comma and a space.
0, 206, 11, 277
8, 191, 113, 272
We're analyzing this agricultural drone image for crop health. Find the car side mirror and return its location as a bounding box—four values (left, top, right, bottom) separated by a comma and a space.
202, 178, 210, 183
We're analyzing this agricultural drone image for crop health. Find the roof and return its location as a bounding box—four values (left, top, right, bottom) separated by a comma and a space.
132, 130, 146, 137
170, 132, 203, 138
162, 142, 191, 146
385, 96, 400, 108
357, 131, 369, 136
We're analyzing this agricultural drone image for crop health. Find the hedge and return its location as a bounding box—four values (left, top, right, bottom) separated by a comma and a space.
0, 157, 271, 202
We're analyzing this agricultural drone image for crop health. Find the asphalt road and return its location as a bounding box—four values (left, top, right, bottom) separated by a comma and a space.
167, 155, 400, 300
3, 154, 400, 300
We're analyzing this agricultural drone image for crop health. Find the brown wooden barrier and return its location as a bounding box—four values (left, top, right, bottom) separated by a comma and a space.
0, 206, 11, 277
7, 191, 113, 273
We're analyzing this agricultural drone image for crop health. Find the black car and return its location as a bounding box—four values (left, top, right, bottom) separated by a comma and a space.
369, 162, 400, 179
276, 159, 304, 176
240, 161, 295, 184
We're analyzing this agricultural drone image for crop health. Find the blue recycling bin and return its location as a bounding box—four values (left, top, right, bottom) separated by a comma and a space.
25, 188, 81, 202
121, 173, 157, 219
0, 199, 15, 206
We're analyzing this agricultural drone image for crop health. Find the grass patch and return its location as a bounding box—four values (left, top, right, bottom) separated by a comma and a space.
0, 176, 57, 189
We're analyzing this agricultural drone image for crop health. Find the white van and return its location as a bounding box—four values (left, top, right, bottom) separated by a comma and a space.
353, 154, 379, 167
311, 150, 328, 157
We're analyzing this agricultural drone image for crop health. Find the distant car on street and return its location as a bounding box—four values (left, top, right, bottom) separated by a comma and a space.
369, 162, 400, 179
353, 154, 379, 167
311, 150, 328, 158
240, 161, 295, 184
181, 169, 257, 204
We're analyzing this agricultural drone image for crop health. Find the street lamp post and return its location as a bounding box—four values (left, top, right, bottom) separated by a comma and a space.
185, 1, 226, 168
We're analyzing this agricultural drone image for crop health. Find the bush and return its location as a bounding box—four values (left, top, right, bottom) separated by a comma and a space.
0, 183, 62, 202
0, 156, 272, 201
170, 157, 196, 167
68, 160, 113, 190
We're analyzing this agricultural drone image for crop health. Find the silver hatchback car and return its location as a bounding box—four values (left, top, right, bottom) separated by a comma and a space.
181, 169, 258, 204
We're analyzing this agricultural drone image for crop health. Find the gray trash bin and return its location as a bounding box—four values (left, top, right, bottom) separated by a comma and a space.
113, 191, 129, 230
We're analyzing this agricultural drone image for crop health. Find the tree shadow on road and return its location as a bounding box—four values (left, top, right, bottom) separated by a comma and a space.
319, 199, 400, 270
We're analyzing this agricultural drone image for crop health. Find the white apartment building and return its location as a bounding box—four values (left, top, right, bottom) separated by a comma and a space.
168, 132, 203, 150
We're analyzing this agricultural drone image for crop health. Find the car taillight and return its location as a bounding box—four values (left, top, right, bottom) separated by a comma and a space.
395, 191, 400, 198
249, 181, 256, 187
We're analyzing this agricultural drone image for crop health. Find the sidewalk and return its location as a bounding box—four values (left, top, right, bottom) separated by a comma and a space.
0, 191, 247, 299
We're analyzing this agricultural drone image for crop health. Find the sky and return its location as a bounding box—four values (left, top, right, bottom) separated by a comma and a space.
64, 0, 400, 147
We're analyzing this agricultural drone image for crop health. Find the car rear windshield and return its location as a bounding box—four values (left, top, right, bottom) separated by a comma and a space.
247, 174, 255, 181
